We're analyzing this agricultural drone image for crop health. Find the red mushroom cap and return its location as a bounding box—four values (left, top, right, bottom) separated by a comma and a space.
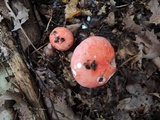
70, 36, 116, 88
49, 27, 74, 51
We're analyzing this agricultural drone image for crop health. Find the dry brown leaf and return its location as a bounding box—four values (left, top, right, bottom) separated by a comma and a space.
65, 0, 81, 20
103, 11, 115, 26
117, 38, 137, 59
81, 9, 92, 16
143, 61, 157, 78
36, 67, 80, 120
117, 84, 154, 113
63, 66, 76, 83
15, 103, 35, 120
0, 0, 10, 20
123, 14, 143, 33
127, 3, 135, 15
123, 13, 160, 68
147, 0, 160, 25
97, 5, 106, 15
135, 30, 160, 59
66, 23, 82, 35
110, 0, 116, 7
148, 0, 159, 11
123, 13, 160, 69
0, 92, 28, 108
54, 96, 80, 120
0, 92, 35, 120
149, 93, 160, 99
113, 111, 132, 120
117, 94, 153, 113
12, 1, 29, 25
126, 83, 145, 95
44, 92, 80, 120
4, 0, 29, 31
118, 48, 126, 59
62, 0, 69, 3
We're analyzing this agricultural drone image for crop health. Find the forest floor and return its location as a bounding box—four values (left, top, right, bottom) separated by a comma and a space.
0, 0, 160, 120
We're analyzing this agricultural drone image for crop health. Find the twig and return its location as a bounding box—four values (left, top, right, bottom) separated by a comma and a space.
120, 55, 138, 67
45, 16, 52, 32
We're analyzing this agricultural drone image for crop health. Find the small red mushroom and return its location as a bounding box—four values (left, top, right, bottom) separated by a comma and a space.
49, 27, 74, 51
70, 36, 116, 88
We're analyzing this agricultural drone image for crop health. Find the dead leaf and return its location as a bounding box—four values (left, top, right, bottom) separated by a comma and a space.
13, 1, 29, 24
110, 0, 116, 7
135, 30, 160, 59
66, 23, 82, 35
62, 0, 69, 3
0, 65, 12, 94
149, 93, 160, 99
63, 66, 76, 84
4, 0, 29, 31
126, 83, 145, 95
117, 38, 137, 59
127, 3, 135, 15
81, 9, 92, 16
65, 0, 81, 20
0, 46, 10, 61
123, 13, 160, 69
143, 61, 157, 78
147, 0, 160, 25
118, 98, 131, 105
117, 94, 153, 113
36, 67, 80, 119
44, 91, 80, 120
103, 12, 115, 26
117, 83, 154, 113
0, 15, 3, 22
0, 109, 14, 120
14, 99, 35, 120
0, 92, 27, 108
123, 14, 143, 33
0, 92, 35, 120
148, 0, 159, 11
0, 0, 10, 20
12, 1, 29, 31
125, 26, 160, 68
113, 111, 132, 120
97, 5, 106, 15
150, 57, 160, 69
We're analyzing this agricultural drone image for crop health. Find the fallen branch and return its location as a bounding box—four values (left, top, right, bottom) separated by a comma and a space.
0, 22, 47, 120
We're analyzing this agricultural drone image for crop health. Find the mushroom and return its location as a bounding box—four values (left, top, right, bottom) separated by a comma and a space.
49, 27, 74, 51
70, 36, 116, 88
43, 43, 55, 57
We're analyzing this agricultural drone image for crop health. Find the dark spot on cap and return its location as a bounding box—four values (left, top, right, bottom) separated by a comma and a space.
98, 77, 104, 82
54, 36, 59, 43
83, 62, 90, 69
60, 38, 65, 43
53, 30, 57, 35
91, 60, 97, 71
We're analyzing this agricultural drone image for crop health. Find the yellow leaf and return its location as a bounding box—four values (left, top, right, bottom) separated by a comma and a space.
65, 0, 81, 19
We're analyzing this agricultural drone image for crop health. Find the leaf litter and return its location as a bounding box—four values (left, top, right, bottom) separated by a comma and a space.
147, 0, 160, 25
1, 0, 160, 119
